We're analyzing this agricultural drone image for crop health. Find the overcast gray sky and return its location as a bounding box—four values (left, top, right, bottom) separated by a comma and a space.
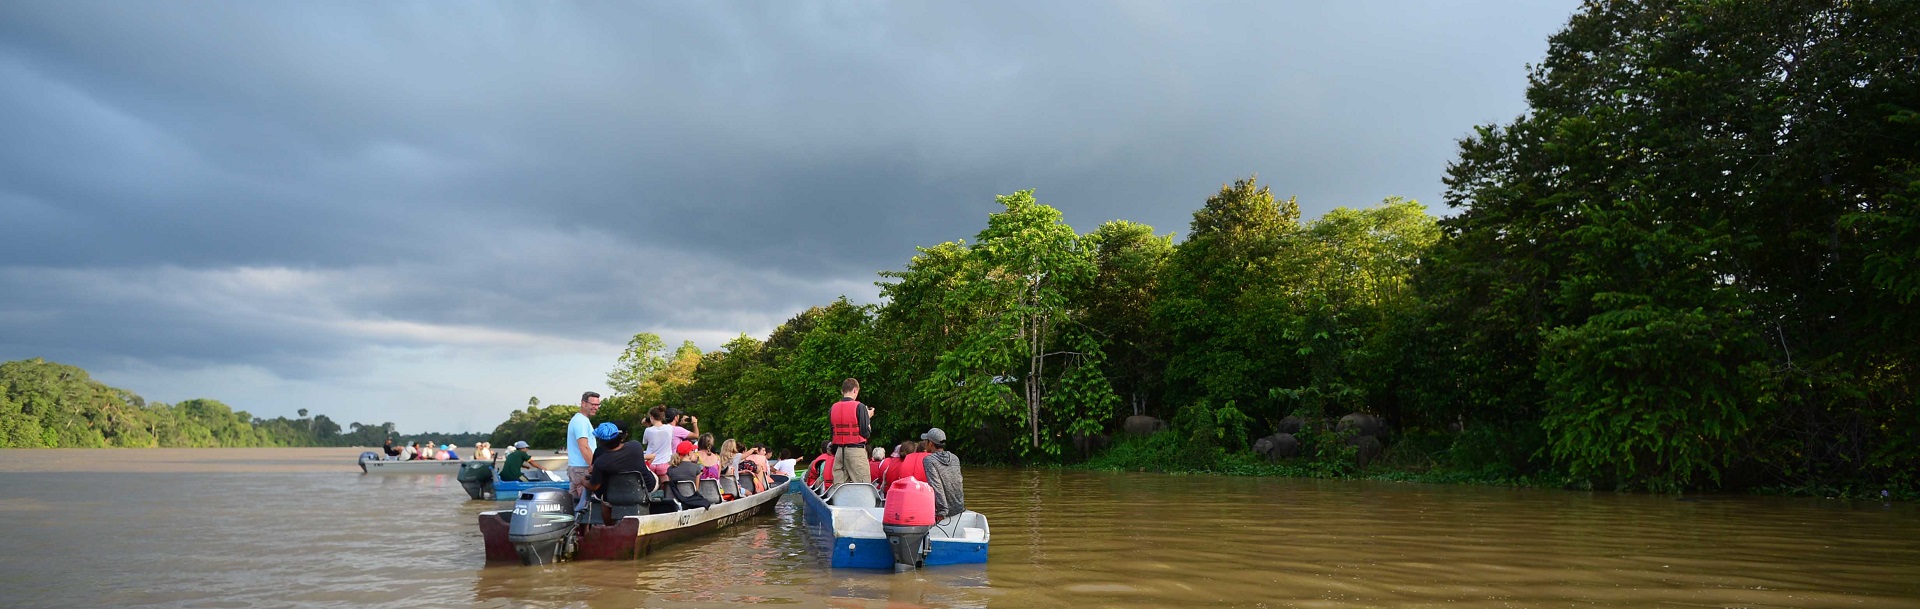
0, 1, 1580, 433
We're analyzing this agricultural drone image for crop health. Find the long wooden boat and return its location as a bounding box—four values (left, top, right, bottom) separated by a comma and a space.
358, 453, 566, 474
797, 481, 990, 569
478, 474, 789, 563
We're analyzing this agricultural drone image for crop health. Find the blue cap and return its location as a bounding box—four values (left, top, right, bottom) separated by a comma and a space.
593, 422, 623, 440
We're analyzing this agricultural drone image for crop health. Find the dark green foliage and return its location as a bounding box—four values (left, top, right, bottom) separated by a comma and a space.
490, 0, 1913, 496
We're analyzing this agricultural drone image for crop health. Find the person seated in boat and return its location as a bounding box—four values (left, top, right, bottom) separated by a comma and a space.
741, 443, 771, 493
383, 439, 402, 460
696, 433, 722, 480
919, 428, 966, 519
804, 441, 834, 489
445, 444, 462, 460
897, 440, 930, 484
667, 441, 711, 509
718, 439, 740, 479
474, 442, 494, 462
868, 446, 888, 482
877, 442, 908, 490
399, 442, 418, 461
772, 449, 798, 479
586, 422, 649, 520
500, 440, 546, 482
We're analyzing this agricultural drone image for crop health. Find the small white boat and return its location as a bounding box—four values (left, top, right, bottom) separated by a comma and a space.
357, 452, 567, 474
798, 481, 990, 569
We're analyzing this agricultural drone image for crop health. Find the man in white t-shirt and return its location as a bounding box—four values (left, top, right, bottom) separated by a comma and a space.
566, 391, 601, 500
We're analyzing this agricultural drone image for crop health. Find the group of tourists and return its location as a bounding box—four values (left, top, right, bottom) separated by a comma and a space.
808, 378, 967, 519
534, 376, 965, 522
381, 438, 470, 461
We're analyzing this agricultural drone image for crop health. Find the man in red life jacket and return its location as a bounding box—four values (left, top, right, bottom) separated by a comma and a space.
828, 378, 873, 485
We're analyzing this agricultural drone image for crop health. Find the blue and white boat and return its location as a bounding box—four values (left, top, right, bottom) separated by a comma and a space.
457, 461, 569, 501
796, 481, 990, 569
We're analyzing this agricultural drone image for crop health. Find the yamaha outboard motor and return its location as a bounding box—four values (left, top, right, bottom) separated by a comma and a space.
883, 478, 935, 569
507, 488, 575, 565
457, 461, 497, 500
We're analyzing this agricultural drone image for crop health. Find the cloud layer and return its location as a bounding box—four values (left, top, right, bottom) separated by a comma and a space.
0, 1, 1578, 431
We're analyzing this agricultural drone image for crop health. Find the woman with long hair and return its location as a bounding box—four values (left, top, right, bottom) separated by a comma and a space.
718, 439, 740, 478
696, 433, 721, 480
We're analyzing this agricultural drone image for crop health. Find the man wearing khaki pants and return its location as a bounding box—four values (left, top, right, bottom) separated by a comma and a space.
827, 378, 872, 486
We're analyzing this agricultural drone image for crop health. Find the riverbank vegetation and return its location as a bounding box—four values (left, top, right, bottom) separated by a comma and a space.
494, 1, 1915, 496
0, 358, 480, 448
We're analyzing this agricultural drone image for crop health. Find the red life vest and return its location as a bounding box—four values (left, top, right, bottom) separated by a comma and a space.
898, 453, 929, 483
806, 453, 834, 487
870, 457, 887, 481
830, 400, 866, 445
877, 456, 903, 489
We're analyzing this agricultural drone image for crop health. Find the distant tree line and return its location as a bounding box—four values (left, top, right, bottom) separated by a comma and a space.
492, 0, 1916, 494
0, 358, 481, 449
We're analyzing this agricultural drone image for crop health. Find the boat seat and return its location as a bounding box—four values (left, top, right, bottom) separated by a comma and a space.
718, 476, 740, 499
698, 479, 723, 505
601, 470, 654, 520
671, 479, 709, 509
826, 482, 880, 508
737, 473, 757, 494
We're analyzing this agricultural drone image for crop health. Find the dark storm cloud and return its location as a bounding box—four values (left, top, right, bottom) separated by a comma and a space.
0, 1, 1579, 427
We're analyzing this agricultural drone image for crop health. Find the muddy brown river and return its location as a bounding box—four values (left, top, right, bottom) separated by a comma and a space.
0, 448, 1913, 608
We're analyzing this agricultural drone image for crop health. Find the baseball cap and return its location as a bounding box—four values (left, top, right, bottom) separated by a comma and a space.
593, 422, 624, 440
675, 441, 695, 456
921, 428, 947, 443
513, 441, 529, 449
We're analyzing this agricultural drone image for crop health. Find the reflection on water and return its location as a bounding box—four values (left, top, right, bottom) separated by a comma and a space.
0, 448, 1914, 608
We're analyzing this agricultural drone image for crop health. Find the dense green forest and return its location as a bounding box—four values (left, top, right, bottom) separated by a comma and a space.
0, 358, 480, 449
494, 0, 1916, 495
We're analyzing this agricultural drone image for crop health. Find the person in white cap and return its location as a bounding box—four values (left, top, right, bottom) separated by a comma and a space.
500, 440, 546, 482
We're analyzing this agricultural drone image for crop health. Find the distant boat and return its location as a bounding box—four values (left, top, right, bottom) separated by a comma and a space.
357, 452, 565, 474
797, 480, 989, 570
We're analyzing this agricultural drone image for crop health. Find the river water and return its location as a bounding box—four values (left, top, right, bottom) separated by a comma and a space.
0, 448, 1913, 608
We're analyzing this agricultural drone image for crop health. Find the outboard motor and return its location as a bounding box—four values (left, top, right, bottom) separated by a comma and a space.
457, 461, 497, 500
507, 488, 575, 565
882, 478, 936, 569
357, 451, 379, 473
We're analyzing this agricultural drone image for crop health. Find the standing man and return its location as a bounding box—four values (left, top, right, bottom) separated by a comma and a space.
567, 391, 602, 501
828, 378, 873, 485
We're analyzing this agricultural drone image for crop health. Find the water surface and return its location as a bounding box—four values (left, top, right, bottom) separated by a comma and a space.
0, 448, 1913, 608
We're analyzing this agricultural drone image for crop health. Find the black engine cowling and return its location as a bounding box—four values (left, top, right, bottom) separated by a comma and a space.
507, 488, 575, 565
458, 461, 497, 500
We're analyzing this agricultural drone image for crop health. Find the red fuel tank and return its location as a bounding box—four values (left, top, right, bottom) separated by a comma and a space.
882, 478, 936, 526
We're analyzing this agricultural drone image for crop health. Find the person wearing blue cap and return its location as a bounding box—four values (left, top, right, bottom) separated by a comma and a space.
585, 421, 647, 522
